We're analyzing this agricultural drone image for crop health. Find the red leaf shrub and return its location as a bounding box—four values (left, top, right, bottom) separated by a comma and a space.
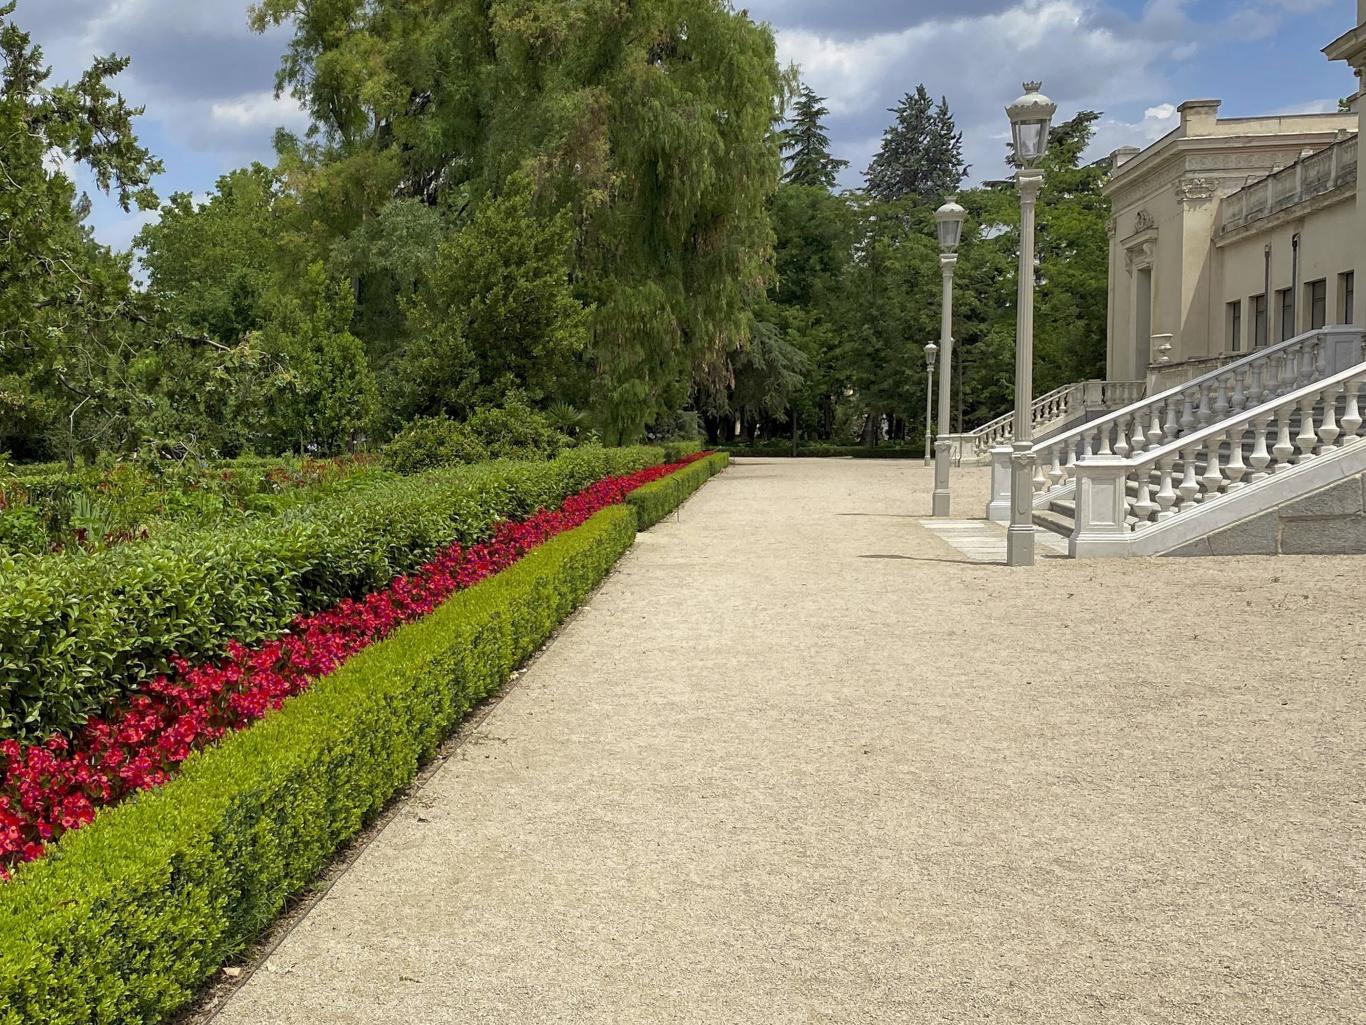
0, 454, 708, 875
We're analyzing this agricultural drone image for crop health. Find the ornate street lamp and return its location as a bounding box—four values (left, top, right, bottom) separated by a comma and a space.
923, 341, 939, 466
1004, 81, 1056, 567
932, 199, 966, 516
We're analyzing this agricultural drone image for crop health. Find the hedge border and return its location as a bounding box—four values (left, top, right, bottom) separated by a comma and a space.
0, 458, 723, 1025
625, 452, 729, 529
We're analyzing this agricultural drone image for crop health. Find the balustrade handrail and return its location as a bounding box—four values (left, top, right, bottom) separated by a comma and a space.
1015, 327, 1350, 462
968, 382, 1080, 441
1123, 360, 1366, 473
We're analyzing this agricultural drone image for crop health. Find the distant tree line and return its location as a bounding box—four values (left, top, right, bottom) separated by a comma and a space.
0, 0, 1112, 465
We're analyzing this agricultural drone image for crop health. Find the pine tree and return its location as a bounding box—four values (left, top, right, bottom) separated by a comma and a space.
781, 85, 848, 190
864, 86, 968, 202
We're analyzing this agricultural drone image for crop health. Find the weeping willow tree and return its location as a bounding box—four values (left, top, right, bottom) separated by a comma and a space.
250, 0, 785, 442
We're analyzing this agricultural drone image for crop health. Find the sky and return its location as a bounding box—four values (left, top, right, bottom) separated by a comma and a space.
19, 0, 1361, 252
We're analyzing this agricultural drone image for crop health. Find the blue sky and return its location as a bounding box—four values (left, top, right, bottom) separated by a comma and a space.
20, 0, 1361, 251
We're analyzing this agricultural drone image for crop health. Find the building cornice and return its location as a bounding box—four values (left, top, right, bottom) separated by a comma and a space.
1213, 181, 1356, 248
1323, 22, 1365, 66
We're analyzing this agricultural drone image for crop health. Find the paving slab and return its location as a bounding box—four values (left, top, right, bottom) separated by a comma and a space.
214, 458, 1366, 1025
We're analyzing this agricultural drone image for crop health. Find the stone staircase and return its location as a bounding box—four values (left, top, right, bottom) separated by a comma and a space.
986, 326, 1366, 557
941, 379, 1145, 466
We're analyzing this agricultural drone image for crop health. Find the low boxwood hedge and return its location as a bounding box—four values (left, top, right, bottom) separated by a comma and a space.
0, 445, 664, 740
626, 452, 729, 529
721, 443, 921, 459
0, 506, 639, 1025
0, 456, 725, 1025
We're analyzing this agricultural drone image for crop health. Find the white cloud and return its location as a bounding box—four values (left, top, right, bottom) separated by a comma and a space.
776, 0, 1172, 184
1085, 102, 1180, 162
210, 91, 309, 132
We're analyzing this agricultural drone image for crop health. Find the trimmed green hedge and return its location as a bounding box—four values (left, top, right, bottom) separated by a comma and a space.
626, 452, 729, 529
0, 455, 726, 1025
0, 506, 639, 1025
0, 446, 664, 740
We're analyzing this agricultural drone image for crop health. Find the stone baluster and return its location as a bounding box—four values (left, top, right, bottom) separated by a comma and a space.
1163, 397, 1180, 443
1096, 420, 1112, 456
1131, 465, 1158, 526
1081, 429, 1095, 460
1225, 424, 1248, 491
1047, 442, 1066, 488
1281, 350, 1298, 394
1341, 377, 1363, 441
1295, 394, 1319, 461
1146, 407, 1164, 449
1176, 446, 1201, 512
1113, 414, 1131, 458
1272, 409, 1295, 470
1154, 456, 1178, 521
1248, 415, 1272, 481
1180, 390, 1197, 433
1129, 415, 1146, 456
1196, 384, 1213, 428
1247, 362, 1265, 407
1199, 433, 1225, 498
1318, 384, 1341, 450
1229, 367, 1246, 415
1032, 458, 1049, 493
1212, 376, 1230, 420
1063, 436, 1078, 482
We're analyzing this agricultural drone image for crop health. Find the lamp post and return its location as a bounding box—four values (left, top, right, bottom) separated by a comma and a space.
923, 341, 938, 466
1004, 81, 1056, 568
932, 199, 966, 516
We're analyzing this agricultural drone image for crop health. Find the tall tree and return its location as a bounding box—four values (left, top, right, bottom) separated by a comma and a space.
135, 165, 282, 344
250, 0, 786, 443
864, 86, 968, 203
0, 2, 162, 461
781, 85, 848, 190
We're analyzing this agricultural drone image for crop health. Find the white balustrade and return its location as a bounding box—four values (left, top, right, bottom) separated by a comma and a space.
987, 327, 1366, 523
1071, 363, 1366, 553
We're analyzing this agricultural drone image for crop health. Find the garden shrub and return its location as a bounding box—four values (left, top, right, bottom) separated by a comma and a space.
626, 452, 728, 529
0, 506, 639, 1025
0, 446, 664, 740
463, 398, 569, 461
380, 417, 489, 473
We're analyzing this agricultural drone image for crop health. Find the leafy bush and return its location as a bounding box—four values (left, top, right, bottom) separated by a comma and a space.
627, 453, 728, 529
381, 417, 489, 473
720, 442, 921, 459
0, 446, 664, 740
0, 506, 639, 1025
463, 398, 569, 461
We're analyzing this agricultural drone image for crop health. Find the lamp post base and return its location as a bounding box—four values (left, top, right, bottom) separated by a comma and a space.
1006, 440, 1036, 567
932, 440, 952, 516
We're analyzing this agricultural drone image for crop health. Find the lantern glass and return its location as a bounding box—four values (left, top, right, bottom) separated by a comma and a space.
937, 216, 962, 251
924, 341, 939, 370
1012, 118, 1050, 167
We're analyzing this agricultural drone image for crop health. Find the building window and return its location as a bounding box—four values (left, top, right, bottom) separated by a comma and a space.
1226, 300, 1242, 353
1252, 293, 1268, 347
1276, 287, 1294, 342
1306, 279, 1327, 330
1342, 271, 1356, 326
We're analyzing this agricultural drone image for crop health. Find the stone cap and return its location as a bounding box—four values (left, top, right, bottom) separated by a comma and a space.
1177, 99, 1222, 135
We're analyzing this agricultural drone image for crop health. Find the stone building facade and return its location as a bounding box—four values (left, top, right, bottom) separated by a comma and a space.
1104, 0, 1366, 389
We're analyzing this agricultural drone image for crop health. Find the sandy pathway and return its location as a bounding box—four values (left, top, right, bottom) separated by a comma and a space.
213, 458, 1365, 1025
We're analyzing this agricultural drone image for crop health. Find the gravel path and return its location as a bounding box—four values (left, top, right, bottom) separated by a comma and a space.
213, 458, 1366, 1025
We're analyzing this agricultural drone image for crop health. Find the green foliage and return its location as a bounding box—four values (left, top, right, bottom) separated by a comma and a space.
0, 446, 664, 739
626, 452, 728, 529
781, 85, 848, 190
865, 86, 967, 203
134, 165, 281, 343
400, 178, 589, 421
0, 3, 163, 464
0, 506, 641, 1025
381, 417, 488, 474
260, 264, 378, 455
250, 0, 786, 444
463, 397, 569, 461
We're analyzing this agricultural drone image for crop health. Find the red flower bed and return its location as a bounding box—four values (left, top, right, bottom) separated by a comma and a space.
0, 454, 708, 875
